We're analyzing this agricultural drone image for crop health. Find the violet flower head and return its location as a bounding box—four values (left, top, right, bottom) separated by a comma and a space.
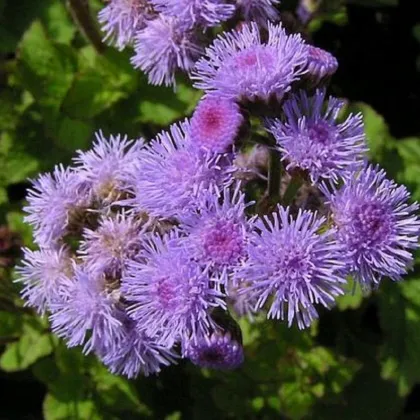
268, 89, 367, 184
236, 0, 280, 26
151, 0, 235, 29
17, 247, 74, 314
178, 184, 251, 269
50, 267, 123, 354
303, 45, 338, 85
190, 97, 244, 153
127, 120, 233, 218
192, 22, 307, 102
24, 165, 89, 247
98, 316, 178, 378
73, 131, 142, 204
324, 165, 420, 289
122, 233, 226, 347
234, 207, 347, 329
131, 15, 203, 87
79, 213, 144, 278
98, 0, 156, 50
185, 331, 244, 370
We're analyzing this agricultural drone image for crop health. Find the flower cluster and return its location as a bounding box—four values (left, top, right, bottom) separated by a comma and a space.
18, 14, 420, 379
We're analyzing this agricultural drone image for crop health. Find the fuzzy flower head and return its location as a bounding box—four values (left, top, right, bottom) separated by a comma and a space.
151, 0, 235, 29
268, 89, 367, 183
178, 184, 251, 269
97, 316, 177, 378
50, 267, 123, 354
324, 165, 420, 289
98, 0, 155, 50
185, 331, 244, 370
17, 247, 74, 314
236, 0, 280, 26
24, 165, 89, 247
131, 15, 203, 87
122, 233, 225, 347
127, 120, 233, 218
73, 131, 142, 205
193, 22, 307, 102
190, 97, 244, 153
303, 45, 338, 86
79, 213, 144, 278
234, 207, 346, 329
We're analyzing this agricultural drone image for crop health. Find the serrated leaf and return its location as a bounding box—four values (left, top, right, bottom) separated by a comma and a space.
0, 311, 23, 337
40, 1, 76, 45
43, 394, 101, 420
395, 138, 420, 202
336, 278, 364, 310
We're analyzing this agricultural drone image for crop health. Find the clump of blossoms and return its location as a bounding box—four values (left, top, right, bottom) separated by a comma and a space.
17, 7, 420, 378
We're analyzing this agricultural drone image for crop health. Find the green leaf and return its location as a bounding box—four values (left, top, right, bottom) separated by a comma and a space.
43, 393, 101, 420
336, 278, 364, 310
395, 138, 420, 202
6, 212, 34, 247
0, 310, 23, 337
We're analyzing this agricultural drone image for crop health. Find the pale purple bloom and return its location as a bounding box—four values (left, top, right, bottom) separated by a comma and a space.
50, 267, 123, 354
178, 184, 252, 269
236, 0, 280, 26
73, 131, 142, 205
126, 120, 233, 218
303, 45, 338, 85
98, 0, 155, 50
268, 89, 367, 183
16, 247, 74, 314
151, 0, 235, 29
234, 207, 346, 329
323, 165, 420, 289
79, 213, 144, 278
131, 15, 203, 87
226, 282, 257, 320
122, 233, 226, 347
190, 97, 244, 153
98, 316, 178, 378
185, 331, 244, 369
24, 165, 89, 247
192, 22, 307, 102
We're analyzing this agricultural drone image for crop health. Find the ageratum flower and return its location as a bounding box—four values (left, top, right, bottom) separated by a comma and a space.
236, 0, 280, 26
50, 267, 123, 354
73, 131, 142, 204
192, 22, 307, 102
79, 213, 144, 278
190, 96, 244, 153
17, 247, 74, 314
178, 184, 251, 270
185, 331, 244, 369
303, 45, 338, 86
98, 0, 155, 50
122, 233, 225, 347
98, 316, 178, 378
131, 15, 203, 87
151, 0, 235, 29
24, 165, 89, 247
268, 89, 367, 183
234, 207, 346, 329
323, 165, 420, 289
126, 120, 233, 218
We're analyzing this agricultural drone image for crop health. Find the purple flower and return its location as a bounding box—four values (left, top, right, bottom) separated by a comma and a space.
122, 233, 226, 347
190, 96, 244, 153
151, 0, 235, 29
234, 207, 346, 329
16, 247, 74, 314
323, 165, 420, 289
131, 15, 203, 87
24, 165, 89, 247
79, 213, 144, 278
185, 331, 244, 369
98, 316, 178, 378
98, 0, 155, 50
192, 22, 307, 102
236, 0, 280, 26
267, 89, 367, 183
50, 267, 123, 354
178, 184, 252, 269
303, 45, 338, 86
126, 120, 233, 218
73, 131, 142, 205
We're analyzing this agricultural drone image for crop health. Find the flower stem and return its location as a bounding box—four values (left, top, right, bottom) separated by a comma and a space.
267, 148, 282, 203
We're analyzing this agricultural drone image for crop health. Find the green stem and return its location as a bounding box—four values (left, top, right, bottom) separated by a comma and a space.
282, 175, 304, 206
267, 148, 282, 203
